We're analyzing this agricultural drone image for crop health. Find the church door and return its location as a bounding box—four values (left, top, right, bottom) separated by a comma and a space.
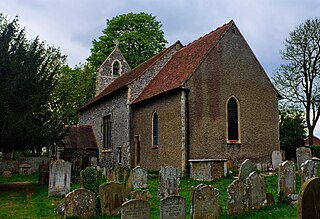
134, 136, 141, 166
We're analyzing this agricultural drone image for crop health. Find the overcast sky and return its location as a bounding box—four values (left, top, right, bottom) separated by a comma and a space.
1, 0, 320, 136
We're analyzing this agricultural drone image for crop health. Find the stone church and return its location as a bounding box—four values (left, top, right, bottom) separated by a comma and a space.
79, 20, 280, 173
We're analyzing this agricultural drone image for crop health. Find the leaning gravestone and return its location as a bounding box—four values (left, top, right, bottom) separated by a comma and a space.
121, 199, 150, 219
278, 160, 296, 197
160, 195, 186, 219
48, 159, 71, 196
64, 188, 96, 219
272, 150, 282, 170
132, 166, 147, 190
300, 160, 317, 185
296, 147, 312, 174
227, 179, 247, 215
158, 166, 181, 199
297, 177, 320, 219
99, 182, 126, 216
239, 159, 254, 181
246, 171, 266, 209
190, 184, 221, 219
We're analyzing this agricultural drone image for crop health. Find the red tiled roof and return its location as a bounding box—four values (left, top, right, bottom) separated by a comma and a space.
132, 20, 233, 104
64, 125, 98, 149
80, 42, 181, 110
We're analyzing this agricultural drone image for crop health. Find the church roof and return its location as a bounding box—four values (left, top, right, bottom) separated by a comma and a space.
80, 42, 181, 110
132, 20, 233, 104
64, 125, 98, 149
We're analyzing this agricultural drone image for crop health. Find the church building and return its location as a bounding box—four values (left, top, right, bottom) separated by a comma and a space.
79, 20, 280, 173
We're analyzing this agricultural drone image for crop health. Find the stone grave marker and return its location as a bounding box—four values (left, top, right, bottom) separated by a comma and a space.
272, 150, 282, 170
266, 192, 275, 206
38, 161, 49, 185
158, 166, 181, 199
2, 170, 12, 178
296, 147, 312, 174
132, 166, 147, 190
297, 177, 320, 219
19, 163, 31, 175
64, 188, 96, 219
160, 195, 186, 219
48, 159, 71, 196
278, 160, 296, 197
190, 184, 221, 219
121, 199, 150, 219
246, 171, 266, 209
100, 182, 126, 216
300, 160, 317, 185
227, 179, 247, 215
239, 159, 253, 181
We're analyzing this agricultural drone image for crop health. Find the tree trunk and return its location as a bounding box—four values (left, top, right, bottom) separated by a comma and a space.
308, 126, 314, 146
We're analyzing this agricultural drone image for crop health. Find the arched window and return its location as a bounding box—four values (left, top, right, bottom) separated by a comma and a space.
152, 111, 159, 147
227, 96, 239, 142
112, 61, 120, 77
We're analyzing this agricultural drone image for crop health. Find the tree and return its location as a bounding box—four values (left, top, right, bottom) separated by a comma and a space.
279, 106, 306, 159
273, 17, 320, 145
0, 14, 66, 156
52, 64, 96, 125
87, 12, 167, 70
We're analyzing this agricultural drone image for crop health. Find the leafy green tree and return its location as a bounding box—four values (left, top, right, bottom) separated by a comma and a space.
52, 64, 96, 125
0, 14, 66, 157
273, 17, 320, 145
279, 105, 306, 159
87, 12, 167, 69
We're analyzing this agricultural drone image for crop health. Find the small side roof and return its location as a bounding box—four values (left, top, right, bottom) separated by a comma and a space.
64, 125, 98, 149
80, 41, 182, 110
132, 20, 233, 104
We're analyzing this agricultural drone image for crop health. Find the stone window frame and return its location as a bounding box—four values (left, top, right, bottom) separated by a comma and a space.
102, 114, 112, 150
112, 60, 121, 77
226, 95, 241, 144
152, 111, 159, 148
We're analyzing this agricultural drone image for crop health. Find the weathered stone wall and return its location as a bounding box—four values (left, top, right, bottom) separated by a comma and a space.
96, 47, 131, 96
0, 156, 49, 173
184, 24, 279, 166
129, 42, 182, 102
131, 91, 182, 170
79, 90, 130, 167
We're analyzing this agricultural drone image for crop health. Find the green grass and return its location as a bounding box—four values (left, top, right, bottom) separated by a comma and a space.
0, 169, 310, 219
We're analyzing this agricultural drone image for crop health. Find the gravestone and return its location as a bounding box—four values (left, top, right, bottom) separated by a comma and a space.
190, 184, 221, 219
266, 192, 275, 206
158, 166, 181, 199
272, 150, 282, 170
48, 159, 71, 196
300, 160, 317, 185
38, 161, 49, 185
132, 166, 147, 190
160, 195, 186, 219
297, 177, 320, 219
19, 163, 31, 175
296, 147, 312, 174
278, 160, 296, 197
2, 170, 12, 178
227, 179, 247, 215
239, 159, 253, 181
130, 189, 152, 201
99, 182, 126, 216
246, 171, 266, 209
64, 188, 96, 219
121, 199, 150, 219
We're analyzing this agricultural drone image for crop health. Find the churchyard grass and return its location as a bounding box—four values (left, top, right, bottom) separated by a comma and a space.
1, 167, 318, 218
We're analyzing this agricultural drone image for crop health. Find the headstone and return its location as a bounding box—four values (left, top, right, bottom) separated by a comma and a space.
64, 188, 96, 219
246, 171, 266, 209
262, 163, 268, 172
296, 147, 312, 174
278, 160, 296, 197
239, 159, 253, 181
158, 166, 181, 199
19, 163, 31, 175
256, 163, 262, 172
227, 179, 247, 215
272, 150, 282, 170
121, 199, 150, 219
38, 161, 49, 185
2, 170, 12, 178
48, 159, 71, 196
266, 192, 275, 206
130, 189, 152, 201
99, 182, 126, 216
190, 184, 221, 219
300, 160, 317, 185
132, 166, 147, 190
160, 195, 186, 219
297, 177, 320, 219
